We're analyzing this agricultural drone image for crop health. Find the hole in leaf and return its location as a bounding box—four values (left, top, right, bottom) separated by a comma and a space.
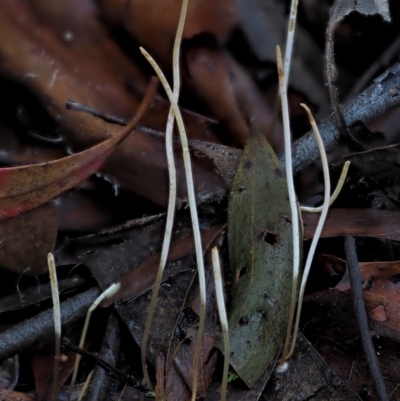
244, 160, 252, 170
261, 231, 277, 245
391, 274, 400, 284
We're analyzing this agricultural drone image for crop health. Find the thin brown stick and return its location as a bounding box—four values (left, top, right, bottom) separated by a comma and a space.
344, 236, 389, 401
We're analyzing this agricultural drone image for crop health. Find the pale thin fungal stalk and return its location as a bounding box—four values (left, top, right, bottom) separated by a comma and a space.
48, 253, 61, 401
285, 104, 331, 360
140, 47, 207, 401
77, 369, 94, 401
211, 247, 229, 401
276, 45, 301, 363
300, 161, 350, 212
141, 0, 188, 389
283, 0, 299, 87
68, 283, 120, 400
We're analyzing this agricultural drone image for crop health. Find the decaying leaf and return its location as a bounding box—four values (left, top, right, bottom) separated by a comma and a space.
263, 334, 361, 401
73, 214, 225, 381
335, 259, 400, 304
302, 208, 400, 242
227, 123, 293, 387
95, 0, 237, 64
303, 290, 400, 397
0, 389, 35, 401
0, 78, 157, 221
184, 44, 276, 148
30, 346, 76, 401
0, 203, 57, 275
164, 256, 220, 400
0, 0, 226, 209
102, 223, 226, 306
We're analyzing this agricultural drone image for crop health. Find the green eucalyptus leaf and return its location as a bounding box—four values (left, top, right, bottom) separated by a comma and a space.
226, 123, 293, 387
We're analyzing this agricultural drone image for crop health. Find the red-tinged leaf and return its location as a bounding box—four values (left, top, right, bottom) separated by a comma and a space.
0, 79, 157, 221
30, 347, 77, 401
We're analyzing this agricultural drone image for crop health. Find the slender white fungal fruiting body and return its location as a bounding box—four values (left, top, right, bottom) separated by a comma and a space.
140, 47, 207, 401
276, 46, 301, 363
300, 161, 350, 212
283, 0, 299, 87
68, 283, 120, 401
141, 0, 188, 389
211, 247, 229, 401
48, 253, 61, 401
286, 104, 331, 359
77, 369, 94, 401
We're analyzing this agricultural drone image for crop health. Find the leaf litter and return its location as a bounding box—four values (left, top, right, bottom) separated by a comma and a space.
2, 0, 400, 400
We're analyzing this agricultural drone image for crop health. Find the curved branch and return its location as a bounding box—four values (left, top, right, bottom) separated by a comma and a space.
282, 62, 400, 174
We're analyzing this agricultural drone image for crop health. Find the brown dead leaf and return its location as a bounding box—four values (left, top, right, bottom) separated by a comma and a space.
302, 208, 400, 241
184, 45, 277, 148
29, 0, 148, 90
0, 203, 57, 275
303, 289, 400, 397
0, 389, 35, 401
95, 0, 237, 64
0, 0, 226, 208
336, 260, 400, 304
102, 223, 226, 306
0, 76, 157, 221
165, 250, 221, 400
30, 346, 77, 401
54, 191, 114, 232
73, 215, 225, 376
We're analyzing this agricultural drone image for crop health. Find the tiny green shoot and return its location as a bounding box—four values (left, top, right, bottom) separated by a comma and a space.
227, 371, 238, 383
